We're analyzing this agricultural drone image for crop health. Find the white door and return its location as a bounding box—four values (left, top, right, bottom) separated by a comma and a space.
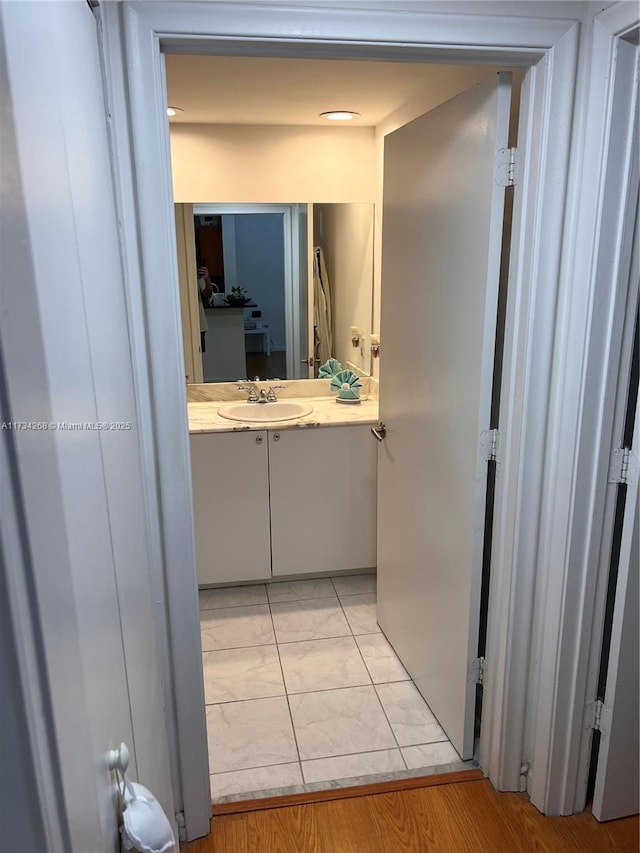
1, 1, 177, 847
592, 386, 640, 821
376, 75, 512, 760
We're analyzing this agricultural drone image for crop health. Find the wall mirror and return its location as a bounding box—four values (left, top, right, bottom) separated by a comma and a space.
175, 202, 374, 384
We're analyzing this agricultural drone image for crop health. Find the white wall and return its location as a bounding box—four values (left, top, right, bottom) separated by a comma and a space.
170, 123, 376, 202
314, 203, 374, 373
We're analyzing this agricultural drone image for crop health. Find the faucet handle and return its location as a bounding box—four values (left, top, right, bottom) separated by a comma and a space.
266, 384, 286, 402
236, 384, 259, 402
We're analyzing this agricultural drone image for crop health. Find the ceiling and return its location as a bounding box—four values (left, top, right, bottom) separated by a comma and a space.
164, 55, 486, 127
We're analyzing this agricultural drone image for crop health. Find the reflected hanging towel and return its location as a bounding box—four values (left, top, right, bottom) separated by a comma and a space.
313, 246, 333, 367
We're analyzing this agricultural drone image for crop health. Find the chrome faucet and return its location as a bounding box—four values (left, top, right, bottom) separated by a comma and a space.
237, 383, 259, 402
237, 383, 286, 403
266, 384, 286, 402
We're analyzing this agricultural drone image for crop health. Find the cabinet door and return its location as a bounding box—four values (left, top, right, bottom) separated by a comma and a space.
269, 426, 377, 576
189, 431, 271, 584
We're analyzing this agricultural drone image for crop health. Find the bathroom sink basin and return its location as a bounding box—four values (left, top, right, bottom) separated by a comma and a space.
218, 401, 313, 423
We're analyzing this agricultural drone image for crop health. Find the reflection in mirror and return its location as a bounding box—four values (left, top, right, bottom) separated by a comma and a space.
312, 203, 374, 379
175, 202, 374, 384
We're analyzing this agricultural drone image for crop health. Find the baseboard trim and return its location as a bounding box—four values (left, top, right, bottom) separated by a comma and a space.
211, 768, 484, 816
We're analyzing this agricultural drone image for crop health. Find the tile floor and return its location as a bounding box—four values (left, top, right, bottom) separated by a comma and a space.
199, 574, 468, 803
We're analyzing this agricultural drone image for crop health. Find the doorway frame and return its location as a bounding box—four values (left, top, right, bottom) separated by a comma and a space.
192, 203, 304, 380
97, 1, 635, 838
525, 4, 640, 816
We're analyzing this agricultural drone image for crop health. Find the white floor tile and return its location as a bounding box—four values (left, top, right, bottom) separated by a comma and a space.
355, 634, 410, 684
289, 685, 396, 761
375, 681, 446, 747
210, 763, 302, 800
340, 593, 380, 635
199, 585, 267, 610
332, 574, 376, 598
202, 645, 284, 704
206, 696, 298, 774
271, 598, 351, 643
301, 749, 405, 784
278, 636, 371, 694
267, 578, 336, 603
402, 741, 461, 770
199, 579, 461, 797
200, 604, 275, 651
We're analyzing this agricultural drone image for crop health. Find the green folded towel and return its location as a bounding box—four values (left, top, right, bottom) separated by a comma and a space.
330, 370, 362, 400
318, 358, 342, 378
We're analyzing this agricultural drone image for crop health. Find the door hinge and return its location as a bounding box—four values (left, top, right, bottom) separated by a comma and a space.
495, 147, 517, 187
588, 698, 612, 735
481, 429, 499, 462
470, 656, 486, 686
593, 698, 604, 731
175, 811, 187, 843
519, 762, 530, 793
608, 447, 638, 486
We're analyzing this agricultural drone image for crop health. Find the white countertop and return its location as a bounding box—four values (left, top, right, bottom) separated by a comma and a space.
188, 395, 379, 434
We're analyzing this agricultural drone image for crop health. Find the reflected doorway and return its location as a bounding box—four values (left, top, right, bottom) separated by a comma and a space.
177, 203, 309, 383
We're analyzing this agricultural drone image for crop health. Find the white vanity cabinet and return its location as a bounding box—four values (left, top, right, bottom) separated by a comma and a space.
189, 430, 271, 585
268, 426, 377, 577
189, 425, 376, 585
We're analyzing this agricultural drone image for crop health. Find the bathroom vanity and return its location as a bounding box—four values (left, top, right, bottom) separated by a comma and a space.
188, 387, 378, 586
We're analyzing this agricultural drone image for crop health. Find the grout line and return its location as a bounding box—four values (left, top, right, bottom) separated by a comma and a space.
201, 640, 277, 652
269, 597, 304, 768
268, 594, 338, 605
335, 591, 378, 602
285, 682, 372, 698
353, 635, 411, 686
366, 668, 407, 766
301, 745, 405, 765
199, 602, 268, 613
334, 585, 357, 637
353, 581, 407, 771
266, 580, 339, 605
204, 691, 286, 708
202, 643, 278, 655
210, 758, 302, 778
270, 595, 344, 610
352, 633, 377, 687
198, 584, 269, 611
199, 603, 271, 617
276, 631, 353, 645
400, 739, 451, 751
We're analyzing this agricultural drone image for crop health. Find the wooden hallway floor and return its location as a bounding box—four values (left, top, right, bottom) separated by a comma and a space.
185, 777, 639, 853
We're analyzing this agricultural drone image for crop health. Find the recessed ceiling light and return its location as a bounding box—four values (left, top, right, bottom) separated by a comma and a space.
319, 110, 361, 121
167, 106, 184, 117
